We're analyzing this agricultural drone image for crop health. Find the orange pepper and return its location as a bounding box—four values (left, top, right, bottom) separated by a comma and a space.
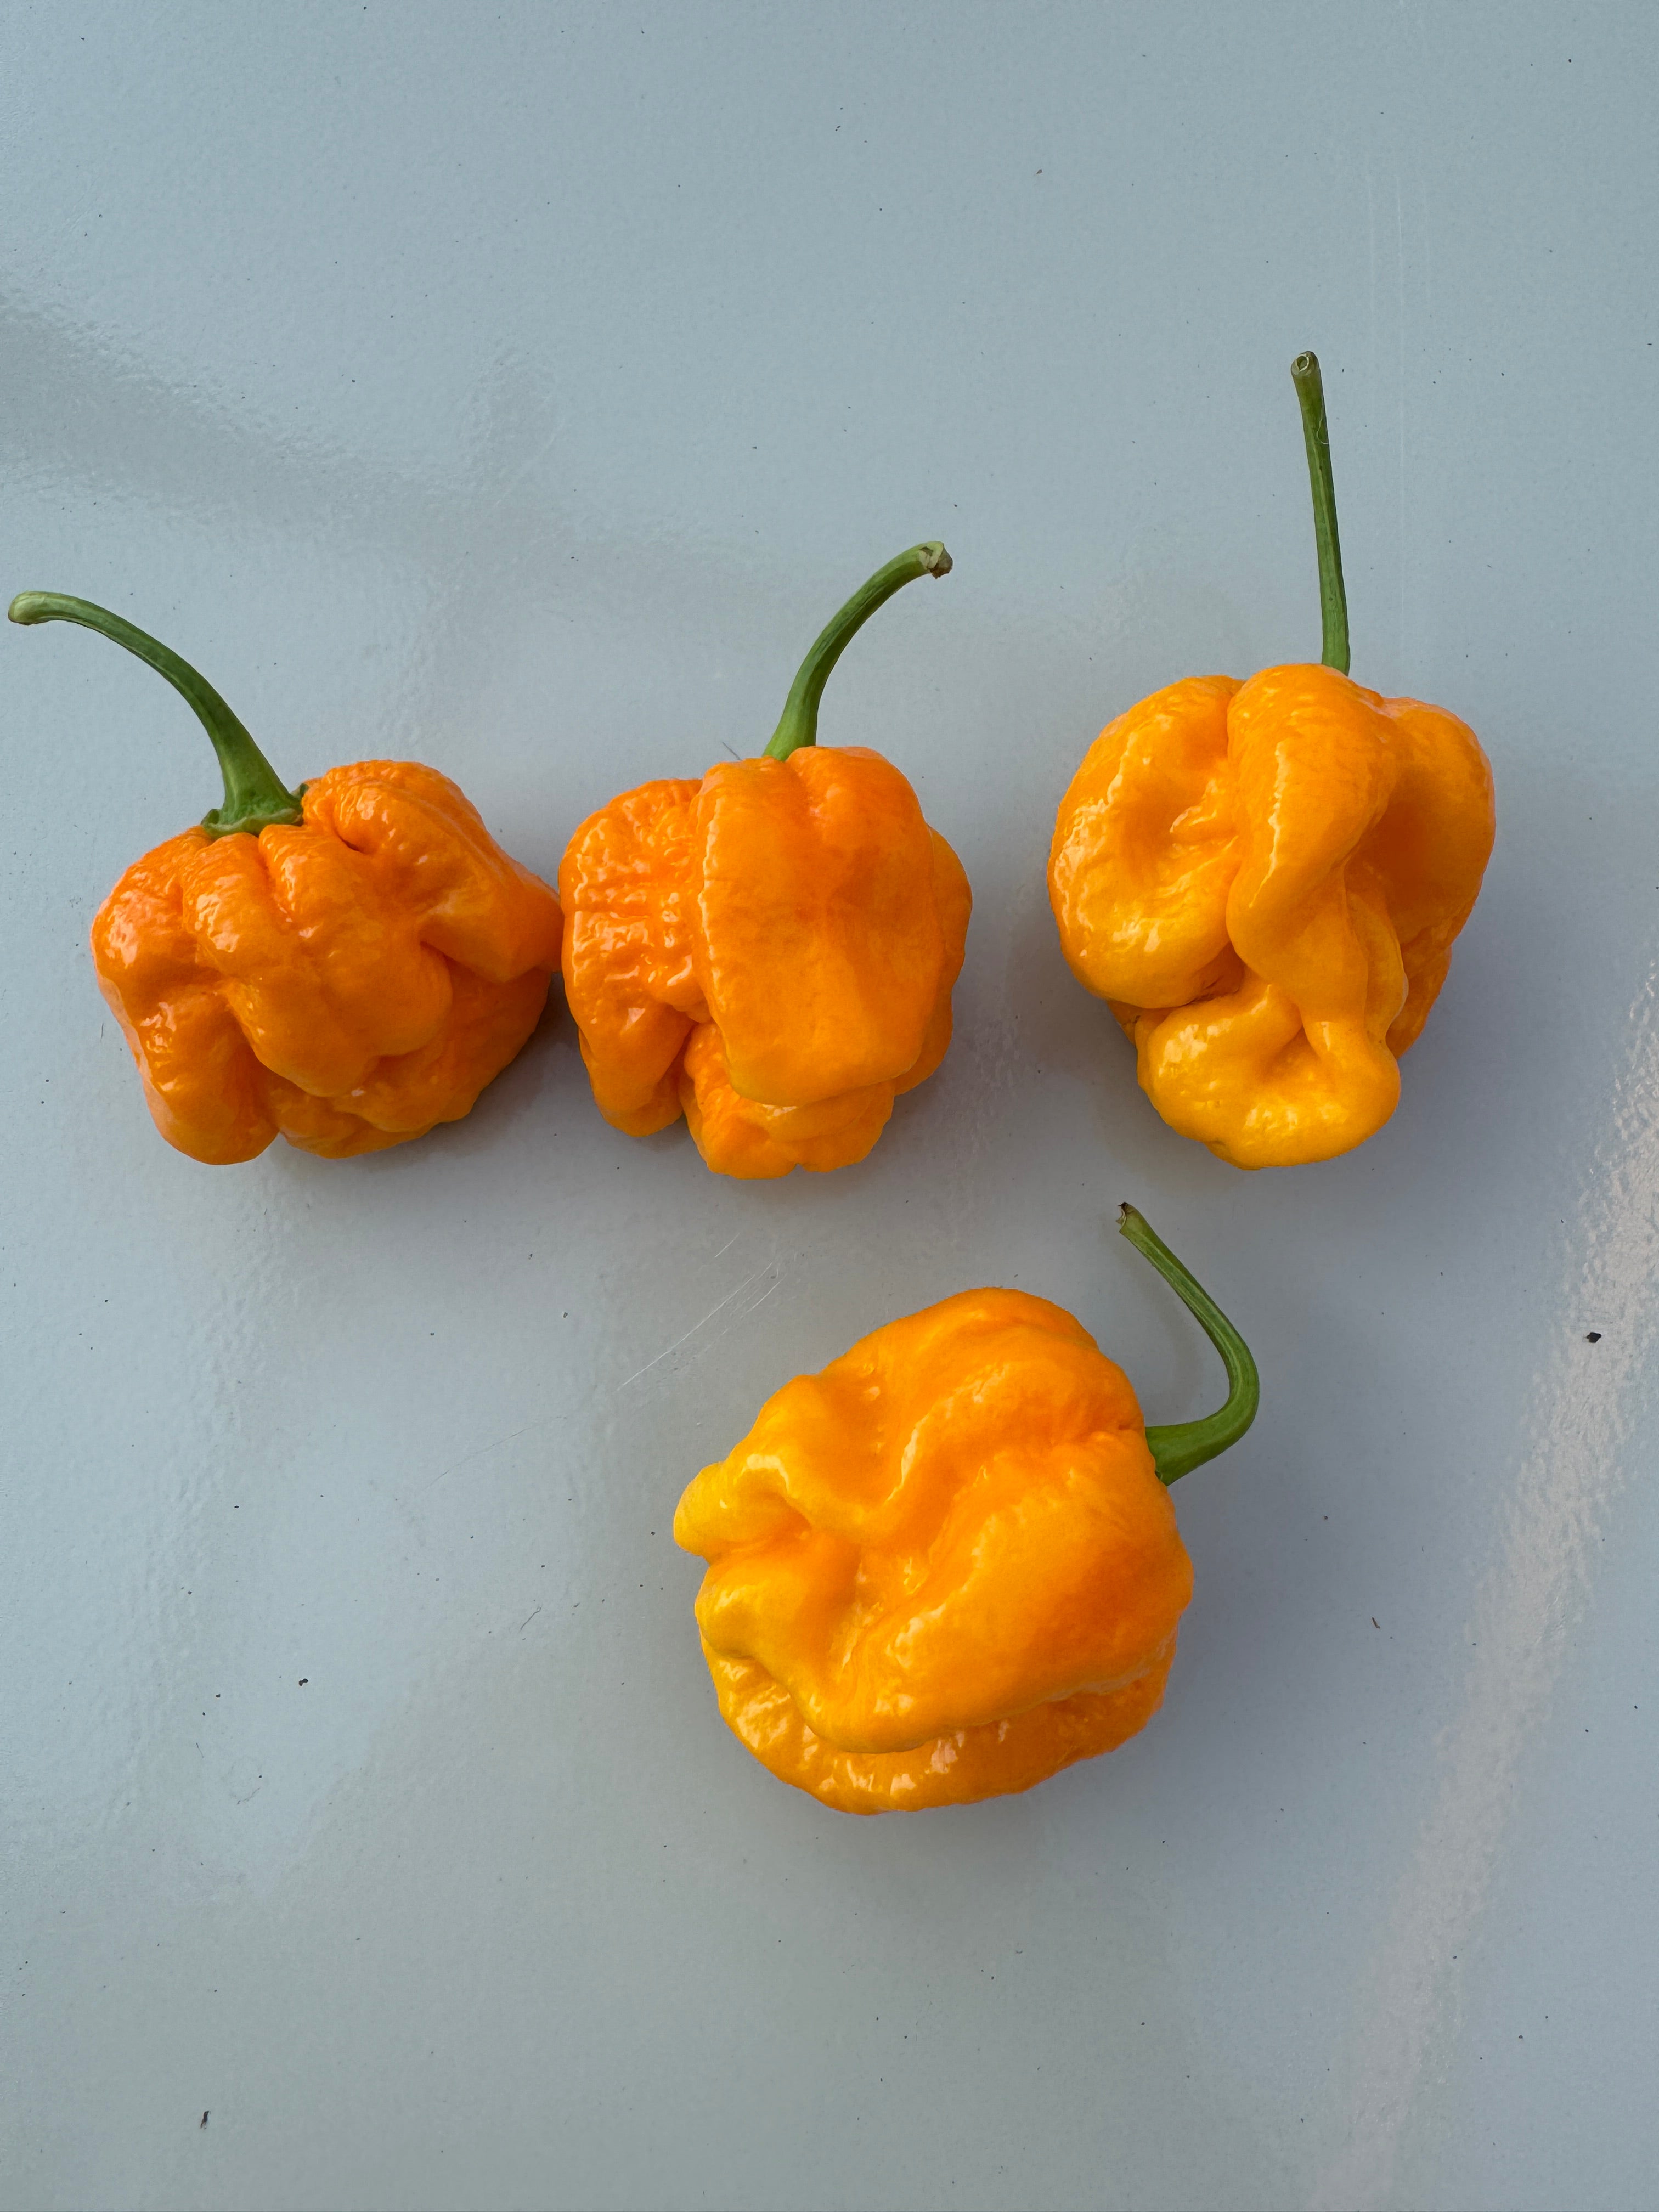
1049, 355, 1496, 1168
10, 594, 562, 1163
560, 545, 969, 1178
675, 1206, 1257, 1814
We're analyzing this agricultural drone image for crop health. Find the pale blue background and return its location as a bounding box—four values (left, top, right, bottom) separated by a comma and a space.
2, 5, 1656, 2207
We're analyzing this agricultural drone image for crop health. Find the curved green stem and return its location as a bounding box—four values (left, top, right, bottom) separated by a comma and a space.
763, 542, 952, 761
1117, 1203, 1259, 1485
1290, 352, 1350, 676
8, 592, 305, 837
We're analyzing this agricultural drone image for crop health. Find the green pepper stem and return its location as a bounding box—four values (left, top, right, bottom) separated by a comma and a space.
762, 542, 952, 761
8, 591, 305, 837
1290, 351, 1351, 677
1117, 1204, 1260, 1484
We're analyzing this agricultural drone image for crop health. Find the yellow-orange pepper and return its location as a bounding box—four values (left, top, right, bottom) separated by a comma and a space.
675, 1206, 1257, 1814
1049, 356, 1496, 1169
10, 594, 562, 1163
560, 545, 969, 1179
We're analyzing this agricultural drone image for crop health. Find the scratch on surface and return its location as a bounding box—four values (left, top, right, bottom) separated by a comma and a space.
519, 1603, 543, 1633
1310, 959, 1659, 2209
620, 1260, 785, 1389
414, 1425, 532, 1498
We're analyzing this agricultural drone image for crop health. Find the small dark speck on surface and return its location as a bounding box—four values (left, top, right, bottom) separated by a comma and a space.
1585, 1331, 1602, 1342
298, 1678, 308, 1686
1372, 1618, 1380, 1630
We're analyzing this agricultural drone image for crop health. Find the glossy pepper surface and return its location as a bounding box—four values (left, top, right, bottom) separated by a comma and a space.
560, 545, 969, 1178
1049, 356, 1495, 1169
675, 1207, 1257, 1813
11, 594, 563, 1163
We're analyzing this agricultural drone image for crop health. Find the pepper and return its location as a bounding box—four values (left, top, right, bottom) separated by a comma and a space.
674, 1205, 1257, 1813
1048, 355, 1496, 1168
10, 594, 563, 1163
558, 545, 968, 1178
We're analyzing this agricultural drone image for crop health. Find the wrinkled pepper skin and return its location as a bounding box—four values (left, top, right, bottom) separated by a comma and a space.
561, 747, 969, 1179
95, 761, 565, 1163
1049, 663, 1494, 1167
675, 1288, 1193, 1812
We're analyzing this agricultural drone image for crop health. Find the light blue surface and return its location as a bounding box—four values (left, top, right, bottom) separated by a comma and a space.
3, 6, 1656, 2207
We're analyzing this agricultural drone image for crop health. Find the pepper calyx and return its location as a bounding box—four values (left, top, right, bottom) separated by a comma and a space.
1116, 1202, 1260, 1483
9, 591, 306, 838
762, 541, 952, 762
